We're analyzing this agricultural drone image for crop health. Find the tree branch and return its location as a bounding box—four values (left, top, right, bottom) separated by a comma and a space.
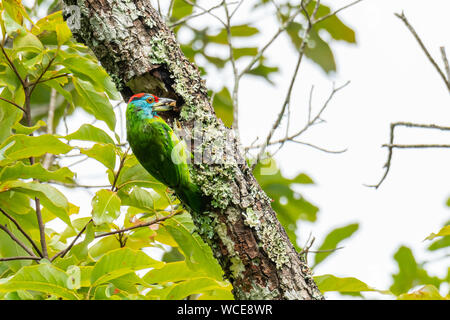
0, 223, 37, 258
367, 122, 450, 188
395, 12, 450, 92
0, 207, 43, 257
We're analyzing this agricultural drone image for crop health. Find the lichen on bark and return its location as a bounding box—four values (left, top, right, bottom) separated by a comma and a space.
62, 0, 323, 300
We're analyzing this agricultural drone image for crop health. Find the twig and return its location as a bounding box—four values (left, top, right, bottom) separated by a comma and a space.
0, 224, 37, 258
314, 0, 364, 24
94, 210, 182, 239
49, 180, 111, 189
0, 207, 43, 257
252, 0, 321, 168
0, 97, 26, 112
170, 1, 229, 28
42, 88, 57, 169
0, 45, 26, 88
182, 0, 227, 27
111, 147, 130, 192
34, 198, 48, 259
395, 12, 450, 92
50, 219, 93, 261
383, 144, 450, 149
291, 140, 347, 154
0, 256, 41, 262
367, 122, 450, 188
248, 81, 350, 151
223, 1, 240, 134
29, 73, 70, 86
29, 55, 56, 97
440, 47, 450, 87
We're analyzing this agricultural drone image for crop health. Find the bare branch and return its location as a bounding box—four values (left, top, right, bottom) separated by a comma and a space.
252, 0, 321, 168
51, 220, 93, 261
0, 96, 26, 113
314, 0, 364, 24
291, 140, 348, 154
0, 45, 26, 88
383, 144, 450, 149
367, 122, 450, 188
0, 256, 41, 262
0, 223, 37, 258
0, 207, 43, 257
395, 12, 450, 92
181, 0, 227, 27
440, 47, 450, 87
248, 81, 350, 150
170, 1, 230, 28
34, 198, 48, 259
94, 210, 182, 239
223, 1, 240, 134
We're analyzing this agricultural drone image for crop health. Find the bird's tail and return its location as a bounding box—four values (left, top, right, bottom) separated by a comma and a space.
175, 182, 206, 213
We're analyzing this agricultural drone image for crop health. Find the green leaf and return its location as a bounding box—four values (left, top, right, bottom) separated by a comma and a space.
90, 247, 163, 287
66, 265, 81, 290
164, 214, 223, 279
0, 192, 32, 216
314, 274, 377, 293
307, 3, 356, 43
70, 223, 95, 260
13, 31, 44, 53
12, 120, 46, 135
233, 47, 258, 60
0, 263, 81, 300
212, 87, 233, 128
246, 61, 279, 84
254, 159, 318, 250
171, 0, 195, 20
152, 277, 230, 300
424, 225, 450, 240
118, 186, 156, 213
66, 124, 115, 145
1, 10, 26, 36
56, 23, 72, 46
80, 143, 117, 171
313, 223, 359, 267
143, 261, 208, 284
72, 78, 116, 131
209, 25, 259, 44
114, 155, 164, 191
0, 180, 72, 226
91, 189, 121, 225
0, 162, 75, 183
0, 134, 72, 165
32, 11, 70, 46
390, 246, 442, 295
0, 90, 22, 143
397, 285, 447, 300
0, 214, 34, 272
62, 56, 120, 100
286, 21, 336, 73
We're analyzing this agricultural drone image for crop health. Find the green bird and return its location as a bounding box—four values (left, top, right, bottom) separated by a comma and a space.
126, 93, 205, 213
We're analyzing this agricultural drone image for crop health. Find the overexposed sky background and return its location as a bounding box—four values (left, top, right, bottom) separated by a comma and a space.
48, 0, 449, 299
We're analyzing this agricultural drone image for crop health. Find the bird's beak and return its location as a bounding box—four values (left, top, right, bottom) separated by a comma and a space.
152, 98, 176, 112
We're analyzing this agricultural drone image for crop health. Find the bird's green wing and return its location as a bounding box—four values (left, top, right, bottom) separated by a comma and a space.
137, 117, 190, 189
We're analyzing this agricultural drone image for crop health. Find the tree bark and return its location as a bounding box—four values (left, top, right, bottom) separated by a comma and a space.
62, 0, 323, 300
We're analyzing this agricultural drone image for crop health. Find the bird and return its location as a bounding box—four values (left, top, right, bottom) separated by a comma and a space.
126, 93, 205, 213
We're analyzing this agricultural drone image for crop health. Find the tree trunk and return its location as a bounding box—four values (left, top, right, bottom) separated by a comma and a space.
62, 0, 323, 300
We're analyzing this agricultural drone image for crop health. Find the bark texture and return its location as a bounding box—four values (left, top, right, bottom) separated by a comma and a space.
62, 0, 323, 300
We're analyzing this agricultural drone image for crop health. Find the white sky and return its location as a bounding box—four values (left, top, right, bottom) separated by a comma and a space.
49, 0, 449, 299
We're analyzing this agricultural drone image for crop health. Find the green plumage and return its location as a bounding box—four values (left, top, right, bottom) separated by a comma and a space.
126, 95, 205, 213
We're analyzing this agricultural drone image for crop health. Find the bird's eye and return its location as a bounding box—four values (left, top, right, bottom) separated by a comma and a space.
146, 96, 154, 104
